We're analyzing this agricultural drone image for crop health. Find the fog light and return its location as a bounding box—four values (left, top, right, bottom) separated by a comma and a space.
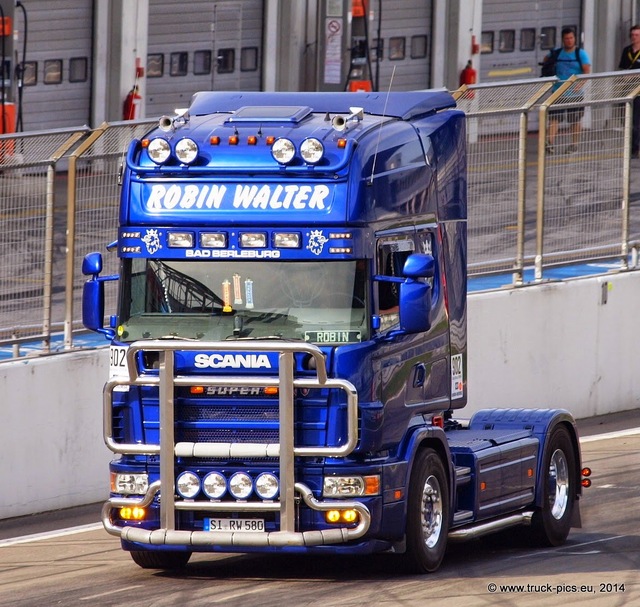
255, 473, 279, 500
203, 472, 227, 499
326, 510, 341, 523
119, 506, 146, 521
176, 471, 201, 499
324, 509, 359, 524
229, 472, 253, 499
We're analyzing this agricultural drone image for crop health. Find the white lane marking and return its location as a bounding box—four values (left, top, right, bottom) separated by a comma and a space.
0, 523, 103, 547
580, 427, 640, 443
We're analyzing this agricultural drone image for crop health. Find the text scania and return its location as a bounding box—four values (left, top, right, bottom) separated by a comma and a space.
194, 353, 273, 369
145, 183, 330, 211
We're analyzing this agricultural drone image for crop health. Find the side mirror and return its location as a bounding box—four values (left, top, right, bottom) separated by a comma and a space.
82, 251, 103, 276
398, 253, 435, 333
402, 253, 435, 279
82, 252, 118, 339
399, 280, 432, 333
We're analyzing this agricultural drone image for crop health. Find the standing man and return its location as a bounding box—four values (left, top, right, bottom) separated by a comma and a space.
618, 24, 640, 158
544, 27, 591, 154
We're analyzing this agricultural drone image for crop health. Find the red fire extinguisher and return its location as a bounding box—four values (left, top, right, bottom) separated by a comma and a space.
123, 85, 142, 120
459, 60, 477, 87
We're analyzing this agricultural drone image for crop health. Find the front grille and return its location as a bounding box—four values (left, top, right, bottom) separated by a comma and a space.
176, 403, 279, 422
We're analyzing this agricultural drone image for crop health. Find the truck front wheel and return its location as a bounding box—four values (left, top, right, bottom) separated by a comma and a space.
531, 425, 577, 546
130, 550, 192, 570
403, 448, 450, 573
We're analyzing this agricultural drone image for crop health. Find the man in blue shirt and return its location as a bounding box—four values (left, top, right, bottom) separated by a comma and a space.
544, 28, 591, 154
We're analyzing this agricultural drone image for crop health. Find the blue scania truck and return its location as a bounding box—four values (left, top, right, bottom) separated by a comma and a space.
82, 90, 588, 573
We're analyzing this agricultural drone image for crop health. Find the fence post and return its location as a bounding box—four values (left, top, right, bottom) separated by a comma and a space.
63, 126, 110, 350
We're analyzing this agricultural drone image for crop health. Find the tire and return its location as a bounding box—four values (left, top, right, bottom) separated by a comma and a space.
130, 550, 192, 570
530, 425, 577, 546
402, 448, 450, 573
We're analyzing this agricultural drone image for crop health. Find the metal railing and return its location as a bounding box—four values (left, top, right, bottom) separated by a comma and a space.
455, 69, 640, 282
2, 71, 640, 358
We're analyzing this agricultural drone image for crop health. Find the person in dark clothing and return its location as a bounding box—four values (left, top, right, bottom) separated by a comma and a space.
618, 24, 640, 158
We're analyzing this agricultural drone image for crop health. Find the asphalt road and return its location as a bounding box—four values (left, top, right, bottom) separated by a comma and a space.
0, 413, 638, 607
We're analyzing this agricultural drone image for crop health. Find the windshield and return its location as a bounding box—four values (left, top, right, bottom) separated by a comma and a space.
117, 258, 369, 344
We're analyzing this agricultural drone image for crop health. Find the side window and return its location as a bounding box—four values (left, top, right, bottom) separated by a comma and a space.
499, 30, 515, 52
147, 54, 164, 78
481, 31, 494, 54
540, 26, 556, 50
170, 52, 188, 77
217, 49, 235, 74
376, 238, 414, 330
520, 28, 536, 51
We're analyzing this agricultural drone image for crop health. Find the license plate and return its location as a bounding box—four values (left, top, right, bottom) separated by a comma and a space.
204, 518, 265, 532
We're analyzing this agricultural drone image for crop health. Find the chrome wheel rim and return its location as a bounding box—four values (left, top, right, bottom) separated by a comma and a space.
420, 474, 443, 548
548, 448, 570, 519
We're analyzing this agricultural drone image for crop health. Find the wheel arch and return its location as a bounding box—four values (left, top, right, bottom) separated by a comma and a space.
398, 425, 455, 525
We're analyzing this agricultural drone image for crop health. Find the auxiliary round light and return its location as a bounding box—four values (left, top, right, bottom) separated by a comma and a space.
229, 472, 253, 499
175, 138, 199, 164
255, 473, 279, 500
203, 472, 227, 499
147, 138, 171, 164
271, 138, 296, 164
300, 137, 324, 164
176, 471, 201, 499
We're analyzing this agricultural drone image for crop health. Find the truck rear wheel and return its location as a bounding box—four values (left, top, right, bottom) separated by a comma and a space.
403, 448, 450, 573
531, 425, 577, 546
130, 550, 192, 570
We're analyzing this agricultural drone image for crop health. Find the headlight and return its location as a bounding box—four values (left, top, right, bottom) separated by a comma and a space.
271, 138, 296, 164
111, 472, 149, 495
229, 472, 253, 499
175, 137, 199, 164
176, 471, 201, 499
300, 138, 324, 164
323, 475, 380, 497
147, 138, 171, 164
255, 473, 279, 500
203, 472, 227, 499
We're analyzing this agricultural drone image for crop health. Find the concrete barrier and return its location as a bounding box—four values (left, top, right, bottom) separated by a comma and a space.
0, 348, 111, 520
2, 270, 639, 519
466, 270, 640, 418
